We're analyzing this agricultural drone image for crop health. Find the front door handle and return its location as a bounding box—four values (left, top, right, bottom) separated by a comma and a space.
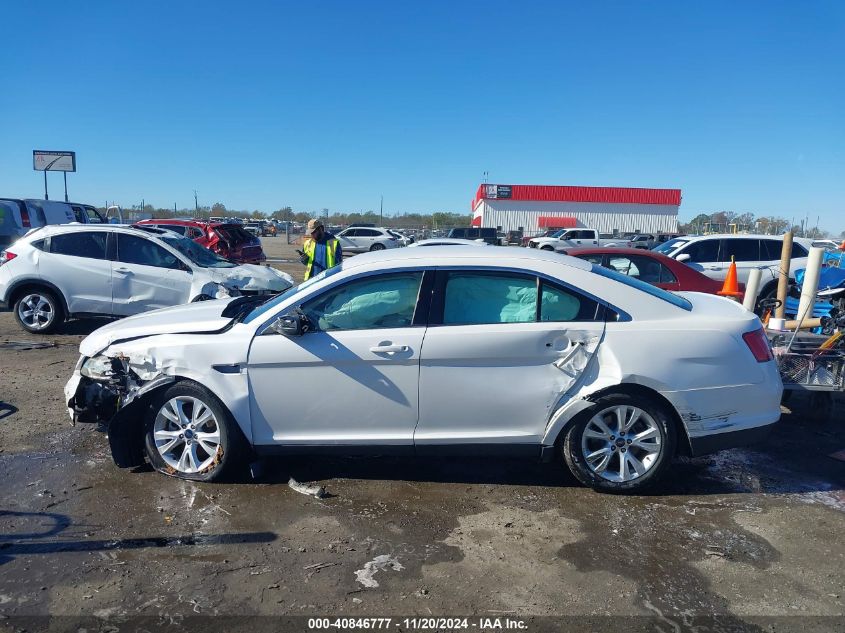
114, 267, 132, 274
370, 344, 409, 354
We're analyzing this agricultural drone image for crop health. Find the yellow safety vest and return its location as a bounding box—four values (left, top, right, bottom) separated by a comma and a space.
303, 237, 339, 280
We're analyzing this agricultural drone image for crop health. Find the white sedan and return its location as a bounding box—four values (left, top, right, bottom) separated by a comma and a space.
0, 224, 294, 333
64, 247, 782, 493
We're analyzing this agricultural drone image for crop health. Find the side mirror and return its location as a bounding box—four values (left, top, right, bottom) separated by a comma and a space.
676, 253, 691, 263
270, 312, 311, 336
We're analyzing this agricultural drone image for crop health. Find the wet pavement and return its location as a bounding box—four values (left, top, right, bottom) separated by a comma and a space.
1, 243, 844, 631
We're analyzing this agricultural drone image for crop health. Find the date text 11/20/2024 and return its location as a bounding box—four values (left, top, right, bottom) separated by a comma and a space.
307, 617, 528, 630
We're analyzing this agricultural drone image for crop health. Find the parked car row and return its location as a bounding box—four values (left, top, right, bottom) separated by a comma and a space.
1, 198, 107, 249
134, 218, 266, 264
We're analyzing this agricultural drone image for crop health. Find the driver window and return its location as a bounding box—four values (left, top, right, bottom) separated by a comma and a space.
301, 272, 423, 331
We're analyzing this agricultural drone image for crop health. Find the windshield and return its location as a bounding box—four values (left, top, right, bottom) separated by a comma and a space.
550, 229, 567, 238
242, 264, 345, 324
653, 237, 689, 254
160, 234, 237, 268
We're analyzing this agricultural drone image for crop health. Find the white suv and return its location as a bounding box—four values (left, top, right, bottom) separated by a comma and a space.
0, 224, 294, 333
335, 227, 400, 253
654, 234, 813, 300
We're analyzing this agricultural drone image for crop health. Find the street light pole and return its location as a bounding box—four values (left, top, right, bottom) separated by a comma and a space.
194, 190, 198, 215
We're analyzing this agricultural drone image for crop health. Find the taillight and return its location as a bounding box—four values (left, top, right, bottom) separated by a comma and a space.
742, 328, 773, 362
0, 250, 17, 266
20, 209, 31, 228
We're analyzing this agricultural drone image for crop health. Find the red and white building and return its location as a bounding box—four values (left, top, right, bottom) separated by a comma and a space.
472, 184, 681, 235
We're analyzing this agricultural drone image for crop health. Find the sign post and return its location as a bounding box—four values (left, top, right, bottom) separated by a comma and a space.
33, 150, 76, 201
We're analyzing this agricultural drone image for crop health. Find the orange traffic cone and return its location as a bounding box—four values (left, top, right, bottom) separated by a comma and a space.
718, 256, 743, 300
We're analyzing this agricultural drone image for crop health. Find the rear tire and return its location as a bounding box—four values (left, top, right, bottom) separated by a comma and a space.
541, 245, 554, 251
13, 288, 64, 334
370, 243, 386, 251
144, 381, 249, 482
562, 393, 676, 493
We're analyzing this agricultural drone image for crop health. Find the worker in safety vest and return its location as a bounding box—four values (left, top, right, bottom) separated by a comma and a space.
299, 218, 342, 280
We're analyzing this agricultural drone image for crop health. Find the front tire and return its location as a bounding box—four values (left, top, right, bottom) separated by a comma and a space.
540, 245, 554, 251
144, 381, 248, 482
562, 393, 676, 493
14, 289, 64, 334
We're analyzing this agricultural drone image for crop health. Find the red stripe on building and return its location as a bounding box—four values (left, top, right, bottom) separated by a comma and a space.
538, 216, 577, 228
473, 184, 682, 208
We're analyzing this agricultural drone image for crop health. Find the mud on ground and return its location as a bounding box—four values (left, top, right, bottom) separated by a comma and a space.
1, 238, 843, 630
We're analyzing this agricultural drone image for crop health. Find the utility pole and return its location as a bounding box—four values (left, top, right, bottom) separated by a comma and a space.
483, 171, 489, 184
194, 190, 198, 214
380, 195, 383, 225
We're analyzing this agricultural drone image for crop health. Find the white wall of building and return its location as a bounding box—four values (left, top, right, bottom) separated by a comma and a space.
477, 200, 679, 234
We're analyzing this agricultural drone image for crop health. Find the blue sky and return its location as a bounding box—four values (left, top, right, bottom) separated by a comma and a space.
2, 1, 843, 230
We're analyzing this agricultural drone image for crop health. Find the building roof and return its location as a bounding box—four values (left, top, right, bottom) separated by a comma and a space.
473, 184, 682, 208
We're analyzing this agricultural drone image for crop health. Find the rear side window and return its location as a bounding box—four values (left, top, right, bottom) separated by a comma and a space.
720, 239, 760, 262
439, 271, 600, 324
791, 242, 808, 257
50, 232, 107, 259
116, 234, 181, 269
760, 239, 783, 260
444, 272, 537, 324
607, 254, 669, 284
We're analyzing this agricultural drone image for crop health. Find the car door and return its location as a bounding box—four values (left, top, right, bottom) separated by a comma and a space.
247, 270, 428, 447
39, 230, 113, 314
415, 269, 606, 453
336, 228, 361, 252
111, 233, 193, 315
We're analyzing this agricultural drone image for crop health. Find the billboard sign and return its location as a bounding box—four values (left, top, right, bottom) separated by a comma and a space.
484, 184, 512, 199
33, 150, 76, 172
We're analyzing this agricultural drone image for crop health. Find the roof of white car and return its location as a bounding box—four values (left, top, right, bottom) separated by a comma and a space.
674, 233, 814, 245
25, 223, 165, 236
344, 245, 593, 271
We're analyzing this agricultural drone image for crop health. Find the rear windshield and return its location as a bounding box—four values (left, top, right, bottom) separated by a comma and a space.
591, 264, 692, 311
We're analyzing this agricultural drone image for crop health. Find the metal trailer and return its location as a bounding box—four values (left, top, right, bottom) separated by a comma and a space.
769, 331, 844, 418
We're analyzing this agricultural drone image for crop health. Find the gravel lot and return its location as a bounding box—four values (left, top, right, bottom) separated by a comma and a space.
1, 238, 843, 631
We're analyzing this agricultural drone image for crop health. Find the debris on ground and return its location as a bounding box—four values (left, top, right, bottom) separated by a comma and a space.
288, 477, 327, 498
0, 341, 57, 351
354, 554, 404, 588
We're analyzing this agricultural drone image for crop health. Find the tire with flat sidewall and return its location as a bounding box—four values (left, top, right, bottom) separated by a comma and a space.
562, 393, 676, 494
13, 288, 64, 334
143, 381, 248, 482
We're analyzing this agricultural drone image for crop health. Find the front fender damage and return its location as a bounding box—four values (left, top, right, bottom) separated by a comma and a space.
67, 354, 176, 468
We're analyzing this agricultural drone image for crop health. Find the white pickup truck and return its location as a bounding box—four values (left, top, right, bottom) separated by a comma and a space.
527, 228, 632, 251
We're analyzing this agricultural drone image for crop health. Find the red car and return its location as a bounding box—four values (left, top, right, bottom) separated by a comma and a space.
563, 247, 744, 297
134, 219, 266, 264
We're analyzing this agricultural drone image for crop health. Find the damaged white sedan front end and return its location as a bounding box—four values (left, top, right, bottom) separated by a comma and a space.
65, 246, 783, 493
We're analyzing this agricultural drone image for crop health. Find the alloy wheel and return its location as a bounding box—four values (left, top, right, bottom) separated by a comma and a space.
580, 404, 662, 483
153, 396, 222, 474
17, 293, 55, 331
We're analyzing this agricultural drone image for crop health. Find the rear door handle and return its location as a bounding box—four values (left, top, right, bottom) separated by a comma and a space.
369, 344, 409, 353
114, 267, 132, 273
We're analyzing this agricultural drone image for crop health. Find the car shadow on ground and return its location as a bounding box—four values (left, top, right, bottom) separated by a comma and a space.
0, 401, 18, 420
0, 509, 277, 566
251, 406, 844, 499
55, 318, 116, 336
